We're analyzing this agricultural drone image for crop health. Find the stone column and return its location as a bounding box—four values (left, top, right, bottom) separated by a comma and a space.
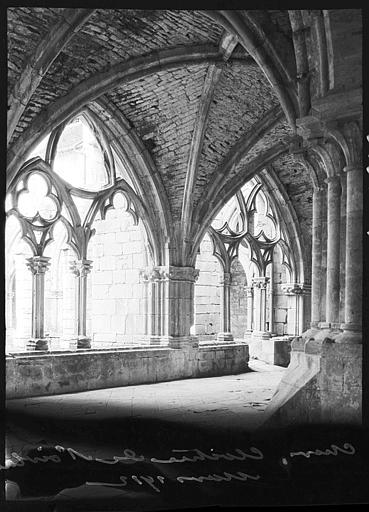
252, 276, 270, 339
71, 259, 93, 349
301, 284, 311, 334
142, 278, 149, 337
26, 256, 51, 351
268, 265, 274, 333
311, 186, 324, 328
322, 174, 341, 329
140, 267, 166, 345
217, 271, 234, 342
165, 266, 200, 348
339, 171, 347, 324
337, 165, 362, 343
244, 285, 253, 337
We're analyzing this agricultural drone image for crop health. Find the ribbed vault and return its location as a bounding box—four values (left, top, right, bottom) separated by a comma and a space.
7, 8, 319, 267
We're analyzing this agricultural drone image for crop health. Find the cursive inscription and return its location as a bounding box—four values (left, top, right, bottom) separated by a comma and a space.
55, 446, 145, 465
151, 447, 263, 464
1, 442, 356, 477
1, 451, 62, 469
85, 470, 260, 492
86, 474, 166, 493
289, 443, 356, 459
176, 470, 260, 483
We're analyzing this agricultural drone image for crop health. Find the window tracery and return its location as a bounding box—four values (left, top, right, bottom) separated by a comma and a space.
195, 175, 303, 340
5, 110, 152, 352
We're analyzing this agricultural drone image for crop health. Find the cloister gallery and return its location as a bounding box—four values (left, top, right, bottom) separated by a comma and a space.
5, 8, 363, 425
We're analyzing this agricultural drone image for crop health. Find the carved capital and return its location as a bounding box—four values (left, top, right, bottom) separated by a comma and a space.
252, 276, 269, 289
140, 266, 166, 282
281, 282, 305, 295
71, 259, 93, 277
140, 265, 199, 283
26, 256, 51, 275
245, 286, 253, 297
220, 272, 231, 285
168, 266, 199, 283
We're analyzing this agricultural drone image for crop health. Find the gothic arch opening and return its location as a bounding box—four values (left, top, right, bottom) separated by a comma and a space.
194, 174, 306, 365
5, 110, 156, 353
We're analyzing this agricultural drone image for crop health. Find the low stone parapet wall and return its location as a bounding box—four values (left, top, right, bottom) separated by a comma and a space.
6, 343, 249, 399
247, 336, 294, 367
262, 336, 362, 426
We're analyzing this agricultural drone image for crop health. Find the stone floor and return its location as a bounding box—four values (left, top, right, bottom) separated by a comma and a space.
6, 359, 285, 459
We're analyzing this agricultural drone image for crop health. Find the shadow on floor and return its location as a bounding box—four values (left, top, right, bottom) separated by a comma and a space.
3, 403, 369, 511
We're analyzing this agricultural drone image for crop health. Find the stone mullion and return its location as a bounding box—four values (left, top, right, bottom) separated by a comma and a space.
142, 279, 149, 336
161, 276, 168, 338
288, 293, 298, 336
71, 259, 93, 349
268, 265, 274, 333
253, 285, 261, 332
26, 256, 51, 351
294, 292, 303, 336
244, 286, 253, 337
156, 277, 162, 337
251, 276, 270, 339
152, 280, 161, 341
217, 272, 233, 342
259, 285, 265, 331
140, 268, 164, 345
324, 174, 342, 327
148, 280, 156, 339
32, 264, 46, 338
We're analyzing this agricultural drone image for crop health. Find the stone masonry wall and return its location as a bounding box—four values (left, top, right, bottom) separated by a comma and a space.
194, 232, 221, 336
6, 342, 249, 399
230, 258, 248, 338
272, 247, 289, 336
87, 205, 150, 347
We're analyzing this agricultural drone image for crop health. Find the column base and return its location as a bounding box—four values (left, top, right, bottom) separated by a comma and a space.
167, 336, 199, 349
217, 332, 234, 342
251, 330, 271, 340
243, 330, 253, 340
77, 336, 91, 349
319, 322, 342, 331
27, 338, 50, 351
68, 339, 78, 351
149, 335, 166, 346
318, 322, 331, 329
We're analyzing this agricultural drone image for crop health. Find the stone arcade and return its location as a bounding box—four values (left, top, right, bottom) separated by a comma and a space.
6, 9, 362, 425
